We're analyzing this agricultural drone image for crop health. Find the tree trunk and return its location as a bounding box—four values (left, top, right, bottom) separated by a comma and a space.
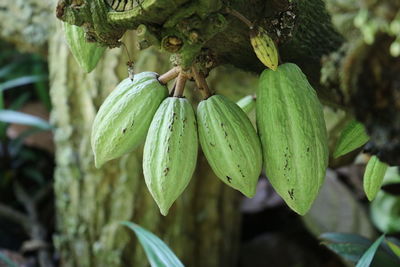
49, 24, 242, 266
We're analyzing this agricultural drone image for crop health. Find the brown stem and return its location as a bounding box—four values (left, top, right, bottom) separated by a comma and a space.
192, 66, 212, 99
225, 8, 254, 29
173, 72, 187, 97
158, 66, 180, 85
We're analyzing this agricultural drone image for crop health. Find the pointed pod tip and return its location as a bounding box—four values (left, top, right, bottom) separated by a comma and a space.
288, 202, 311, 216
366, 192, 376, 202
94, 157, 104, 169
159, 206, 170, 216
242, 188, 256, 198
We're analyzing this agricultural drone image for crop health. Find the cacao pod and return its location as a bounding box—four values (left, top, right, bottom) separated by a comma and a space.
63, 22, 106, 73
250, 26, 279, 71
197, 95, 262, 197
334, 119, 369, 158
91, 72, 168, 168
143, 97, 198, 215
236, 95, 256, 114
257, 63, 328, 215
363, 155, 388, 201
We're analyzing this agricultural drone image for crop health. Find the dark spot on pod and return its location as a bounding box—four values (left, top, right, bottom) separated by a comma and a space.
307, 147, 310, 152
288, 189, 294, 200
163, 167, 169, 175
210, 142, 216, 147
228, 144, 233, 150
226, 176, 232, 183
122, 128, 127, 134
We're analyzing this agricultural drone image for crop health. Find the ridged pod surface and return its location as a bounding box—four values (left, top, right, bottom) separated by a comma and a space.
91, 72, 168, 168
197, 95, 262, 197
250, 26, 279, 71
257, 63, 328, 215
363, 155, 388, 201
143, 97, 198, 215
63, 22, 106, 73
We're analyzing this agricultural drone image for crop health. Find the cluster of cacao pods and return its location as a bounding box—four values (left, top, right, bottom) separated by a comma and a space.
90, 59, 329, 216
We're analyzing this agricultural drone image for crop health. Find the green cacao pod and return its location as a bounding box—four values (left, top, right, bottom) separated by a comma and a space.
363, 155, 388, 201
250, 26, 279, 71
63, 22, 106, 73
257, 63, 329, 215
197, 95, 262, 197
143, 97, 198, 215
236, 95, 256, 114
334, 119, 369, 158
91, 72, 168, 168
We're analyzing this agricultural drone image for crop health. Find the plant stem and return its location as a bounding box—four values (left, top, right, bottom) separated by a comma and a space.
191, 66, 212, 99
226, 8, 254, 29
158, 66, 180, 85
173, 72, 187, 97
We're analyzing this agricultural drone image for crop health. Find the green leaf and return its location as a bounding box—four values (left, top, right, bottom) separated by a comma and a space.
334, 120, 369, 158
0, 75, 47, 92
356, 235, 385, 267
0, 252, 18, 267
320, 233, 399, 266
0, 110, 52, 130
364, 156, 389, 201
387, 241, 400, 258
120, 221, 184, 267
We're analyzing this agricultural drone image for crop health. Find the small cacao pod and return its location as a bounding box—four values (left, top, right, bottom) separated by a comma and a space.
363, 155, 388, 201
257, 63, 328, 215
197, 95, 262, 197
63, 22, 106, 73
250, 26, 279, 71
236, 95, 256, 114
143, 97, 198, 215
91, 72, 168, 168
334, 120, 369, 158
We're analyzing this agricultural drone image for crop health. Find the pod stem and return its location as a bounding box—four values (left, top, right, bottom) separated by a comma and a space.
191, 66, 212, 99
158, 66, 180, 85
226, 8, 254, 29
173, 71, 187, 97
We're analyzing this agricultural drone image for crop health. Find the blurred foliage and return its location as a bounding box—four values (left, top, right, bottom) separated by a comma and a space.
371, 167, 400, 233
320, 233, 400, 267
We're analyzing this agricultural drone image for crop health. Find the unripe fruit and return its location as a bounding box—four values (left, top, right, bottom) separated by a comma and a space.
143, 97, 198, 215
63, 22, 106, 73
197, 95, 262, 197
257, 63, 328, 215
91, 72, 168, 168
250, 26, 279, 71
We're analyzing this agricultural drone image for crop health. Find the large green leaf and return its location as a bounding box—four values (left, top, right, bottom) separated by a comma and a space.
0, 110, 52, 130
355, 235, 385, 267
120, 221, 184, 267
334, 120, 369, 158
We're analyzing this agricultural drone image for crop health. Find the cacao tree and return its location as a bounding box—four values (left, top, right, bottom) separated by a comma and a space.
0, 0, 399, 266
